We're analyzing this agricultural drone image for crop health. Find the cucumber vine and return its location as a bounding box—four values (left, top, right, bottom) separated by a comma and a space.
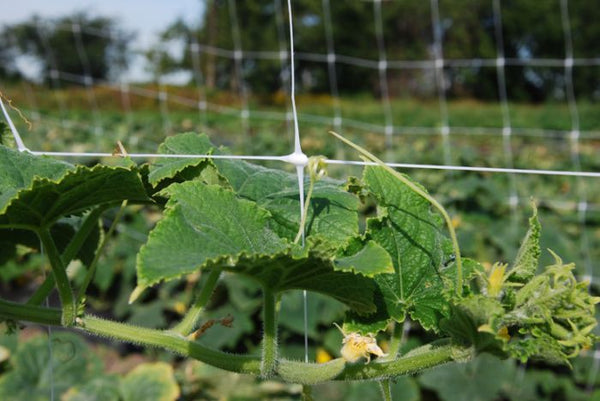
0, 132, 597, 399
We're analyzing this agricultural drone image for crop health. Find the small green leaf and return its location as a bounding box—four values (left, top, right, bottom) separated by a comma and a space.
148, 132, 216, 187
335, 240, 394, 277
120, 362, 180, 401
509, 202, 541, 282
0, 145, 73, 209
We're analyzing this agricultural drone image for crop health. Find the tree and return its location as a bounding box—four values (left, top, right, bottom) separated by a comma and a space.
149, 0, 599, 100
4, 13, 133, 85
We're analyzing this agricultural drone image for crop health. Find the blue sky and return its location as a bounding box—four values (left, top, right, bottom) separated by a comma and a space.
1, 1, 206, 81
1, 0, 205, 48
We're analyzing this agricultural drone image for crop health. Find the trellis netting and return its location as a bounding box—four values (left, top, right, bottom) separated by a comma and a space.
0, 0, 599, 398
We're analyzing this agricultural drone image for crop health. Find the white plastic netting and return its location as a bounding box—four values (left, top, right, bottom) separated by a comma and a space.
1, 0, 599, 395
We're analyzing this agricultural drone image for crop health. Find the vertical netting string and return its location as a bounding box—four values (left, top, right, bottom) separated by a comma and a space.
227, 0, 250, 138
560, 0, 597, 390
430, 0, 451, 165
190, 38, 209, 131
285, 0, 310, 364
322, 0, 342, 135
373, 0, 394, 149
492, 0, 519, 213
273, 0, 293, 142
35, 19, 69, 133
71, 21, 103, 138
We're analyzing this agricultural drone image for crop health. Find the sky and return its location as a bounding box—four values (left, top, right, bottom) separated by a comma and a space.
1, 0, 206, 81
0, 0, 205, 47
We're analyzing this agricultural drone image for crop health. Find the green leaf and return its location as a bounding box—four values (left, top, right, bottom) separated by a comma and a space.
0, 332, 102, 401
215, 157, 359, 245
509, 203, 541, 282
137, 181, 289, 286
419, 354, 516, 401
334, 240, 394, 277
347, 166, 454, 332
0, 162, 150, 228
63, 376, 121, 401
147, 132, 216, 187
120, 362, 180, 401
137, 181, 377, 314
147, 133, 359, 246
0, 145, 73, 209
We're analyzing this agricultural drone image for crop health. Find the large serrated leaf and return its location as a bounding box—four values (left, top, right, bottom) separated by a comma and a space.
214, 158, 359, 245
0, 164, 150, 227
148, 133, 359, 246
136, 181, 289, 286
205, 251, 377, 314
346, 166, 455, 333
136, 180, 378, 314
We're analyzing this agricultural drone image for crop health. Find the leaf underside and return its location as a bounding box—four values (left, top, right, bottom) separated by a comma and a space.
345, 166, 456, 333
0, 146, 150, 227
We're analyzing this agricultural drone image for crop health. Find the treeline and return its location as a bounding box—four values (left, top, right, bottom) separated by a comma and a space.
1, 1, 598, 102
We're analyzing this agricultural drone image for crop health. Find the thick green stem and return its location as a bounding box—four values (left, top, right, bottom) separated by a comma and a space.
302, 385, 314, 401
79, 315, 261, 374
261, 287, 278, 377
383, 321, 405, 361
77, 201, 127, 304
37, 228, 76, 326
328, 131, 463, 295
0, 297, 61, 325
0, 299, 472, 383
173, 269, 221, 335
28, 206, 105, 306
379, 380, 392, 401
337, 342, 472, 381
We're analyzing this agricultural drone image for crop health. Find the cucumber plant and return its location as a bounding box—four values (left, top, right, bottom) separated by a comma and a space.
0, 132, 597, 400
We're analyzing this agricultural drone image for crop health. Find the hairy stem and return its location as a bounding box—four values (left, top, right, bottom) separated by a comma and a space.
384, 321, 406, 361
0, 297, 61, 325
379, 380, 392, 401
27, 206, 106, 306
0, 299, 472, 383
328, 131, 463, 295
37, 228, 76, 326
79, 315, 261, 374
337, 342, 472, 381
77, 201, 127, 304
173, 269, 221, 335
261, 287, 278, 377
302, 385, 314, 401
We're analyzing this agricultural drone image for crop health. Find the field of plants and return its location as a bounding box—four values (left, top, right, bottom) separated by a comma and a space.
0, 85, 599, 401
